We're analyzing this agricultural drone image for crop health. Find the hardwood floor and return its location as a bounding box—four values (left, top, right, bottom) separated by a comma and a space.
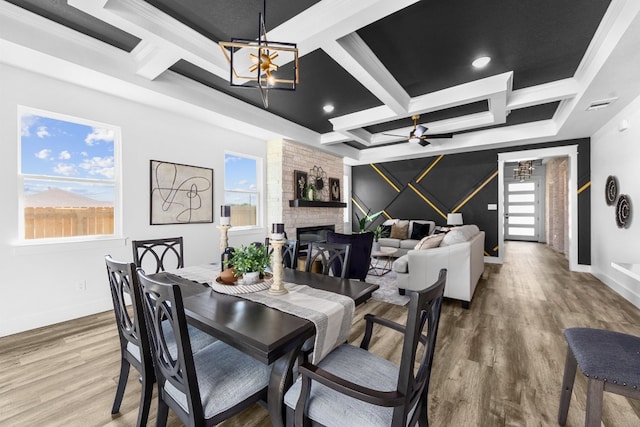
2, 241, 640, 426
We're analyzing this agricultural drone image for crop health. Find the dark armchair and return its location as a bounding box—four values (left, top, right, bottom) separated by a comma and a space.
326, 231, 374, 281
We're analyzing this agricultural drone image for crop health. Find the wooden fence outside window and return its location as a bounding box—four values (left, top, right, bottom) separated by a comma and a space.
24, 207, 114, 239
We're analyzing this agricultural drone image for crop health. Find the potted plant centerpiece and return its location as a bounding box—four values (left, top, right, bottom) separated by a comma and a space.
227, 243, 271, 284
372, 225, 389, 252
355, 209, 384, 233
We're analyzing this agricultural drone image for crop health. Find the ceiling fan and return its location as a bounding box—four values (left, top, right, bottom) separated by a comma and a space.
384, 115, 453, 146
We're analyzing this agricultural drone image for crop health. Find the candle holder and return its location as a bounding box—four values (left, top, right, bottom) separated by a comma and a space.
216, 224, 232, 254
268, 238, 288, 295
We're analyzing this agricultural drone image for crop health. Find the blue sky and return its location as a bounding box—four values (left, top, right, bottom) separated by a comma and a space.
224, 154, 257, 205
21, 113, 115, 201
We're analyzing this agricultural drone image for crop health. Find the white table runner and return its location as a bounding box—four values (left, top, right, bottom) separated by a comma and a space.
166, 264, 355, 363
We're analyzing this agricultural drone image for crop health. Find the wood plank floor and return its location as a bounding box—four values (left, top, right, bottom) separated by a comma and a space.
2, 241, 640, 426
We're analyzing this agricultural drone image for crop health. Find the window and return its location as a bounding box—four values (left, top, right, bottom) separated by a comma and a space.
19, 107, 120, 241
224, 153, 260, 227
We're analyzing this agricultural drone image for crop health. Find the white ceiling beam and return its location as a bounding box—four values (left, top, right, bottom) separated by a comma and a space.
508, 78, 579, 110
68, 0, 229, 80
323, 33, 409, 114
131, 40, 182, 80
339, 128, 373, 146
269, 0, 420, 56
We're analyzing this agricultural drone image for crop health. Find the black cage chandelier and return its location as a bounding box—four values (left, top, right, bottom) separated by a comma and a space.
513, 160, 534, 182
219, 0, 299, 109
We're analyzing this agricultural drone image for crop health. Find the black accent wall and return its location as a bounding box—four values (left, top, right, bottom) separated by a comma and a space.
352, 138, 591, 264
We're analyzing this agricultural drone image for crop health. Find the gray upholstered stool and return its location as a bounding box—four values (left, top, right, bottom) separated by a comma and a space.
558, 327, 640, 426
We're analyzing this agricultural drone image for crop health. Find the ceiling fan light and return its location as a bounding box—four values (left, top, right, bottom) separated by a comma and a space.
415, 124, 427, 137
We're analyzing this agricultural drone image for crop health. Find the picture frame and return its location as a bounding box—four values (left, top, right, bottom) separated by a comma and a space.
150, 160, 213, 225
294, 170, 308, 199
329, 177, 341, 202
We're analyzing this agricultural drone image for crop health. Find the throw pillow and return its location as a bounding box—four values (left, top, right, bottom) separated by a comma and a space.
389, 223, 409, 239
410, 222, 431, 240
414, 234, 444, 250
380, 224, 392, 237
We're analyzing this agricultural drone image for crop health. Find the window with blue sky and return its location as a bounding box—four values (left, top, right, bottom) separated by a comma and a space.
224, 153, 259, 227
19, 108, 119, 240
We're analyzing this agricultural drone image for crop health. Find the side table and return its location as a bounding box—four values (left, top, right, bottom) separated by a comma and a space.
369, 247, 398, 276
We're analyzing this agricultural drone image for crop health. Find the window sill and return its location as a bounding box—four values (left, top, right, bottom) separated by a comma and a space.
12, 236, 127, 256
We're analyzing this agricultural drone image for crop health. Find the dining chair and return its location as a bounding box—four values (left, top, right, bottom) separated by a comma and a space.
305, 241, 352, 278
558, 327, 640, 427
105, 255, 217, 427
132, 237, 184, 273
284, 269, 447, 427
266, 237, 300, 269
136, 269, 272, 427
326, 231, 374, 281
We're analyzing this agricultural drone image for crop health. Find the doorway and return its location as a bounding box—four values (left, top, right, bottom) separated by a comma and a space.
504, 175, 542, 242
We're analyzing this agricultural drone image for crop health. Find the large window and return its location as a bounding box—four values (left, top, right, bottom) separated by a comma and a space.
19, 107, 119, 241
224, 153, 260, 227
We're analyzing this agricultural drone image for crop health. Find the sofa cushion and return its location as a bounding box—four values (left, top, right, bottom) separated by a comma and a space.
409, 222, 431, 240
399, 239, 420, 250
391, 255, 409, 274
441, 225, 480, 246
414, 234, 444, 250
378, 238, 400, 248
390, 222, 409, 239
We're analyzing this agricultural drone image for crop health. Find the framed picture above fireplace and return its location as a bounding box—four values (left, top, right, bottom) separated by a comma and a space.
294, 170, 308, 199
329, 178, 341, 201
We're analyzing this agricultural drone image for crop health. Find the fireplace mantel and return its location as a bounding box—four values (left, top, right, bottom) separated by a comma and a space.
289, 200, 347, 208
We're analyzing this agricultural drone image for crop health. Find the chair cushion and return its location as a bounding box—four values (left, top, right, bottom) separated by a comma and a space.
284, 344, 402, 427
127, 323, 216, 362
565, 327, 640, 388
164, 340, 270, 418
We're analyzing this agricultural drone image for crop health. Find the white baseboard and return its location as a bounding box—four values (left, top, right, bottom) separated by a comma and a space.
592, 270, 640, 310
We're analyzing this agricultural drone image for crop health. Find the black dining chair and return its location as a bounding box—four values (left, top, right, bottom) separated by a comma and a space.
105, 255, 217, 427
136, 269, 271, 427
284, 268, 447, 427
132, 237, 184, 273
305, 241, 352, 278
558, 327, 640, 427
326, 231, 374, 281
266, 237, 300, 269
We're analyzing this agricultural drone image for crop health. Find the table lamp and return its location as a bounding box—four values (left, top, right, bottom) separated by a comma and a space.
447, 212, 463, 226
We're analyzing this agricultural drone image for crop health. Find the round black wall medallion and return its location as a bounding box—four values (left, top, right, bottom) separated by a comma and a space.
605, 175, 618, 206
616, 194, 632, 228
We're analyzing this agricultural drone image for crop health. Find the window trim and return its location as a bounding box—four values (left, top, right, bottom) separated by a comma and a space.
223, 151, 263, 231
16, 105, 122, 243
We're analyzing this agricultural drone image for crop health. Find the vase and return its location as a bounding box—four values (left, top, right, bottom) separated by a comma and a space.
372, 241, 381, 252
241, 271, 260, 285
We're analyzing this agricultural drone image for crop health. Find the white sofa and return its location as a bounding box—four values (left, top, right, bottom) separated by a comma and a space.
377, 220, 436, 257
392, 225, 485, 308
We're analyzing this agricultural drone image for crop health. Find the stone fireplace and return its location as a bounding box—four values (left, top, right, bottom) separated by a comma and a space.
266, 139, 345, 238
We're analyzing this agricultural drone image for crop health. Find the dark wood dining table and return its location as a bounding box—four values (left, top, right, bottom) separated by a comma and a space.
149, 267, 379, 427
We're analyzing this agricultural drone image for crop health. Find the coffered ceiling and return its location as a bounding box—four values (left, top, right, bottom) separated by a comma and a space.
2, 0, 640, 164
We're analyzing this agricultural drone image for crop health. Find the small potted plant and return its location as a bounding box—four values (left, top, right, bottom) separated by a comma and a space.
305, 182, 316, 201
227, 243, 271, 284
355, 209, 384, 233
372, 225, 388, 251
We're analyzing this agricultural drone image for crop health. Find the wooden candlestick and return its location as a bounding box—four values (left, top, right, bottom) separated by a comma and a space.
216, 224, 231, 254
268, 238, 288, 295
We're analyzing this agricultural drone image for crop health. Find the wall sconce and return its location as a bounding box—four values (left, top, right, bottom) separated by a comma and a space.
447, 212, 463, 226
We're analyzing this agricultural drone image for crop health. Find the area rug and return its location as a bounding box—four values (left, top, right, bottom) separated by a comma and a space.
366, 259, 410, 306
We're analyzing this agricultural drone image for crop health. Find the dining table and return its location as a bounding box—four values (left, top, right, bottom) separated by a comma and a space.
149, 266, 379, 427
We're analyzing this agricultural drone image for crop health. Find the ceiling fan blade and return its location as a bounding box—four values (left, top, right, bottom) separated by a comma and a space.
422, 133, 454, 139
383, 132, 406, 138
418, 139, 431, 147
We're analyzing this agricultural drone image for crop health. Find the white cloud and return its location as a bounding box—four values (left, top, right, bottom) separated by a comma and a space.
238, 179, 249, 186
36, 126, 50, 138
85, 127, 115, 146
58, 150, 71, 160
80, 156, 115, 179
21, 114, 36, 137
53, 163, 78, 176
35, 149, 52, 160
81, 151, 88, 157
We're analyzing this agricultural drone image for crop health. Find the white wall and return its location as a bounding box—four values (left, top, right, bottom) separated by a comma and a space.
591, 92, 640, 308
0, 64, 266, 336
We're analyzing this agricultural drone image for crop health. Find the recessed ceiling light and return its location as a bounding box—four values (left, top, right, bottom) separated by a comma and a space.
472, 56, 491, 68
323, 104, 335, 113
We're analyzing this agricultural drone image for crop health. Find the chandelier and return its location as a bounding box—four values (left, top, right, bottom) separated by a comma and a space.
513, 160, 534, 182
219, 0, 299, 109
